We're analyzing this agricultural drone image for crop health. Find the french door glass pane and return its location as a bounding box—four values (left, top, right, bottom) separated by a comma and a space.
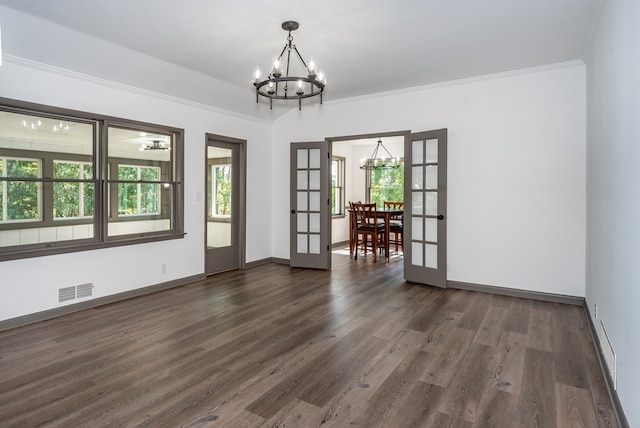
309, 213, 320, 233
412, 242, 423, 266
297, 149, 308, 168
297, 191, 308, 211
425, 243, 438, 268
309, 148, 321, 168
412, 140, 423, 163
425, 165, 438, 189
297, 234, 308, 253
412, 166, 423, 190
309, 191, 320, 211
412, 217, 423, 241
309, 170, 320, 190
425, 139, 438, 163
309, 234, 320, 254
412, 192, 423, 215
297, 171, 308, 190
426, 218, 438, 242
297, 213, 308, 232
425, 192, 438, 216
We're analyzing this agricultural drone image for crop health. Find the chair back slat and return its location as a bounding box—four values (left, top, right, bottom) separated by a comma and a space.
353, 203, 377, 227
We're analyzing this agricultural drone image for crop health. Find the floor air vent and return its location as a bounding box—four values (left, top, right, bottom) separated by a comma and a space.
600, 319, 617, 389
58, 283, 94, 303
58, 286, 76, 303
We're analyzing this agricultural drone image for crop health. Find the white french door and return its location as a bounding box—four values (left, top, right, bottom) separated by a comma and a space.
289, 141, 331, 269
404, 129, 447, 287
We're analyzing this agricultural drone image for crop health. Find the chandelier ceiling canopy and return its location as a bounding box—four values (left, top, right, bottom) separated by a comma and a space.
360, 139, 400, 170
252, 21, 326, 110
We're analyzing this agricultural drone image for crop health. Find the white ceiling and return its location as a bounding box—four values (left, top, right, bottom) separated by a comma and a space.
0, 0, 602, 120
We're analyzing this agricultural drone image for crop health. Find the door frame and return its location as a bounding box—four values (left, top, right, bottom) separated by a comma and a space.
327, 129, 447, 285
204, 133, 247, 274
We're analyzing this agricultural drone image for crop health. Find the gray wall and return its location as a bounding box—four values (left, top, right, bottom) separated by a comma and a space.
585, 0, 640, 425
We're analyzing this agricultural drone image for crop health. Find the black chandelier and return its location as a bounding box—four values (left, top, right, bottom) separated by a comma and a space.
360, 139, 400, 170
252, 21, 326, 110
140, 140, 170, 151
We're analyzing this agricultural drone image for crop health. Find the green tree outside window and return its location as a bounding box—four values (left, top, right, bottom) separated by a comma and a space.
2, 158, 40, 221
53, 161, 94, 219
117, 165, 160, 215
212, 165, 231, 216
369, 162, 404, 208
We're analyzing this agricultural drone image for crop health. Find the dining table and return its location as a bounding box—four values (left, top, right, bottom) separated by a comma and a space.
349, 207, 403, 262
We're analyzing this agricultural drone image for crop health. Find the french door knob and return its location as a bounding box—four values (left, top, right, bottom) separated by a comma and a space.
437, 214, 444, 220
291, 209, 296, 214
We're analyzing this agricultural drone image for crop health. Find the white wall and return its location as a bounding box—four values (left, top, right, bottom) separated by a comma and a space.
274, 63, 586, 297
0, 58, 272, 322
585, 0, 640, 425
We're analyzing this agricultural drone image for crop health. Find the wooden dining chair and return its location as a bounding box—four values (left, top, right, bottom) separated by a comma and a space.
384, 201, 404, 252
352, 203, 386, 261
348, 200, 361, 257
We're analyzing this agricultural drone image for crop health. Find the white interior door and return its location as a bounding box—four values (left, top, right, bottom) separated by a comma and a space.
290, 141, 331, 269
404, 129, 447, 287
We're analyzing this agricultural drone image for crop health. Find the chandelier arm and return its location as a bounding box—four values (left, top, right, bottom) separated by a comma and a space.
370, 144, 381, 159
380, 143, 395, 159
291, 45, 310, 73
274, 44, 288, 73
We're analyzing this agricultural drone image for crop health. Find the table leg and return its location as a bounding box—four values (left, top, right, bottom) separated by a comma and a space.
385, 212, 390, 262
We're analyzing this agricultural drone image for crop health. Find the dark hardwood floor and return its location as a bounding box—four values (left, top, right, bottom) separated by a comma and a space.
0, 252, 617, 427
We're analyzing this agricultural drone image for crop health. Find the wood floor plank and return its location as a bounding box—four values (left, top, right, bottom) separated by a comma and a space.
0, 254, 617, 427
490, 331, 528, 397
552, 304, 590, 389
437, 342, 499, 422
556, 383, 600, 428
517, 348, 557, 427
421, 327, 475, 387
473, 306, 509, 347
527, 306, 554, 352
352, 349, 432, 426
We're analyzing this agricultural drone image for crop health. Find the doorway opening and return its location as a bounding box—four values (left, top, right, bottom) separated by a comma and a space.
329, 131, 408, 261
205, 134, 247, 275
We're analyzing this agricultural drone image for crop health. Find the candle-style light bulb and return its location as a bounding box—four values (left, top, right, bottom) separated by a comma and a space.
307, 57, 317, 79
296, 80, 304, 95
272, 57, 282, 78
252, 66, 261, 83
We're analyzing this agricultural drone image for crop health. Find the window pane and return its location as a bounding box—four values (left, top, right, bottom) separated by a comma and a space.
54, 161, 81, 218
331, 156, 345, 216
7, 181, 39, 220
140, 183, 159, 214
83, 164, 94, 216
369, 162, 404, 207
0, 160, 3, 221
0, 109, 96, 250
108, 126, 174, 238
213, 165, 231, 216
6, 159, 40, 221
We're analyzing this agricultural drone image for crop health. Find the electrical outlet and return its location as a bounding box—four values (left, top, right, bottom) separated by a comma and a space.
161, 263, 167, 275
